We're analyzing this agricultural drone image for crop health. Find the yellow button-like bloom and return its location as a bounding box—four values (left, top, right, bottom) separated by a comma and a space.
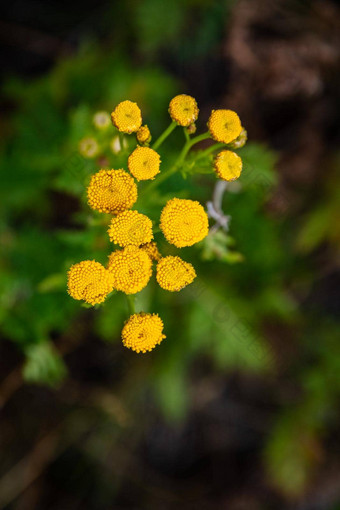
214, 150, 242, 181
122, 313, 166, 353
108, 210, 153, 247
79, 137, 99, 158
87, 169, 137, 214
156, 255, 196, 292
107, 246, 152, 294
169, 94, 199, 127
67, 260, 114, 306
160, 198, 209, 248
128, 146, 161, 181
137, 125, 151, 144
207, 109, 242, 144
111, 100, 142, 134
140, 241, 162, 262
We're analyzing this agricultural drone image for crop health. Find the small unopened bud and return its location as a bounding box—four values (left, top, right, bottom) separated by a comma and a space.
186, 123, 197, 135
229, 128, 247, 149
79, 137, 99, 158
137, 125, 151, 144
93, 111, 111, 130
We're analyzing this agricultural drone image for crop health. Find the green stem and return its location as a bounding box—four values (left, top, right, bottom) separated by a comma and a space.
194, 142, 225, 162
176, 131, 211, 168
184, 128, 190, 143
118, 132, 125, 152
141, 131, 211, 198
152, 121, 177, 150
126, 294, 136, 316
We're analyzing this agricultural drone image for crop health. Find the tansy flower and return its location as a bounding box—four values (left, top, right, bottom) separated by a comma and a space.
137, 125, 151, 144
156, 256, 196, 292
87, 169, 137, 214
67, 260, 114, 306
140, 241, 162, 262
93, 111, 111, 130
79, 137, 99, 158
214, 150, 242, 181
169, 94, 199, 127
207, 109, 242, 144
107, 246, 152, 294
160, 198, 209, 248
111, 100, 142, 134
122, 312, 166, 353
108, 210, 153, 247
128, 146, 161, 181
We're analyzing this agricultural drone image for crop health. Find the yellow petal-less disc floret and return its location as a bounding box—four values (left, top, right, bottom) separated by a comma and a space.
87, 169, 137, 214
169, 94, 199, 127
108, 210, 153, 247
122, 313, 166, 353
140, 241, 162, 262
111, 100, 142, 134
128, 146, 161, 181
160, 198, 209, 248
67, 260, 114, 306
156, 256, 196, 292
207, 109, 242, 144
214, 150, 243, 181
107, 246, 152, 294
137, 125, 151, 144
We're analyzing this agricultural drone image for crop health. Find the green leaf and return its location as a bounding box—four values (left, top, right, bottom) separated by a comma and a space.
23, 342, 67, 387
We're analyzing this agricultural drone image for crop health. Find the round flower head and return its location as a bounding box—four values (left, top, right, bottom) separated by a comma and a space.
67, 260, 114, 306
108, 210, 153, 247
87, 169, 137, 214
122, 313, 166, 353
169, 94, 199, 127
207, 109, 242, 144
93, 111, 111, 130
128, 146, 161, 181
140, 241, 162, 262
107, 246, 152, 294
79, 137, 99, 158
156, 256, 196, 292
214, 150, 242, 181
137, 125, 151, 144
111, 100, 142, 134
160, 198, 209, 248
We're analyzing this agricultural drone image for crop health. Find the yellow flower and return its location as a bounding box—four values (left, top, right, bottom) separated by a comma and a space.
160, 198, 209, 248
137, 125, 151, 144
207, 109, 242, 144
214, 150, 242, 181
87, 169, 137, 214
128, 146, 161, 181
169, 94, 199, 127
108, 210, 153, 247
156, 256, 196, 292
107, 246, 152, 294
79, 137, 99, 158
140, 241, 162, 262
111, 100, 142, 134
67, 260, 114, 305
122, 313, 166, 353
93, 111, 111, 130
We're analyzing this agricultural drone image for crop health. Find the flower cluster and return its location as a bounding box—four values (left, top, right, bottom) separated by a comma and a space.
68, 95, 247, 353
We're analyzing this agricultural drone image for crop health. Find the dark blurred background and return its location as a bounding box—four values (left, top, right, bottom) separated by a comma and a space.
0, 0, 340, 508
